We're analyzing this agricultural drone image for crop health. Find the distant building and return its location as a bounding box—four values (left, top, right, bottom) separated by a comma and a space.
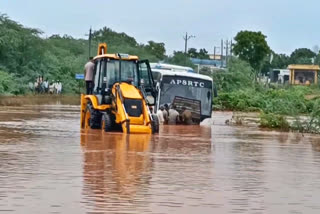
288, 64, 319, 85
209, 54, 222, 60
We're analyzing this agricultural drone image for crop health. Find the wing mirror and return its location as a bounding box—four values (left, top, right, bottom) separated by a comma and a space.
146, 95, 155, 105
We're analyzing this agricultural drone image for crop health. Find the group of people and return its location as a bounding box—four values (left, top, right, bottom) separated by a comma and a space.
156, 104, 193, 125
29, 76, 63, 94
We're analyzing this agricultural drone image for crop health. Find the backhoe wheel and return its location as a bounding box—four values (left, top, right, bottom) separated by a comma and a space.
88, 103, 101, 129
83, 106, 91, 129
151, 114, 159, 134
102, 113, 113, 132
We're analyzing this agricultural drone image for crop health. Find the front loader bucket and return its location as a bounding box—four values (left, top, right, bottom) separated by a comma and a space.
120, 120, 152, 134
113, 83, 153, 134
129, 124, 152, 134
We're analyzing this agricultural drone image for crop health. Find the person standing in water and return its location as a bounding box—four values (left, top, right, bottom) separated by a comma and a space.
168, 105, 179, 125
156, 106, 165, 125
180, 107, 193, 125
84, 57, 95, 94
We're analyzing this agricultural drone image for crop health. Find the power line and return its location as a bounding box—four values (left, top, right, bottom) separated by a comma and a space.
183, 32, 195, 54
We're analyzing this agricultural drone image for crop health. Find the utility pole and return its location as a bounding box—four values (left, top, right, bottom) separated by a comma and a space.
183, 32, 195, 54
230, 40, 233, 57
225, 39, 229, 67
87, 27, 92, 59
214, 46, 221, 59
221, 39, 224, 67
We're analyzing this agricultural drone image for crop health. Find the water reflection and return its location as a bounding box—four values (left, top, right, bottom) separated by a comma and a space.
80, 125, 213, 213
213, 126, 320, 214
81, 131, 153, 213
2, 105, 320, 213
153, 125, 213, 155
311, 137, 320, 152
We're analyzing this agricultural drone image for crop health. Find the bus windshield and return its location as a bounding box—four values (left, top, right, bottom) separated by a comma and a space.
159, 76, 212, 116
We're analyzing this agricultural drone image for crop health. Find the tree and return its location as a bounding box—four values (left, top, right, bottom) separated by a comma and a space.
144, 41, 166, 60
312, 45, 320, 54
233, 31, 271, 73
0, 13, 167, 95
290, 48, 316, 64
314, 52, 320, 65
198, 48, 209, 59
166, 51, 195, 68
187, 48, 209, 59
261, 51, 290, 75
187, 48, 198, 58
211, 58, 253, 92
0, 70, 19, 94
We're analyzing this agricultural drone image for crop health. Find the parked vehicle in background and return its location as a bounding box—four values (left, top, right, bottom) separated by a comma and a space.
269, 69, 290, 84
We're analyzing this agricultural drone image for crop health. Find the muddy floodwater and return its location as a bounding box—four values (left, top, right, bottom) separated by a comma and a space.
0, 104, 320, 214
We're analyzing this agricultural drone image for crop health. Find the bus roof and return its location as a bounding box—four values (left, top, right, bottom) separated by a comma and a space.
150, 63, 194, 73
152, 69, 213, 82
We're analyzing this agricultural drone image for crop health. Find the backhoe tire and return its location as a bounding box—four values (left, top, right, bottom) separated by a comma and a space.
102, 113, 113, 132
88, 103, 101, 129
151, 114, 159, 134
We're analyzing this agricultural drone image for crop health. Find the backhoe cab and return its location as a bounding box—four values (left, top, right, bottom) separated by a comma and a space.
80, 43, 159, 134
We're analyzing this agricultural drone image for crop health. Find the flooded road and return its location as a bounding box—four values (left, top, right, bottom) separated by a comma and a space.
0, 105, 320, 213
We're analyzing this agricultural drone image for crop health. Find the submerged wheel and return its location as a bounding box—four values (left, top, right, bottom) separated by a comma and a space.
151, 114, 159, 134
102, 113, 113, 132
87, 103, 102, 129
83, 107, 91, 129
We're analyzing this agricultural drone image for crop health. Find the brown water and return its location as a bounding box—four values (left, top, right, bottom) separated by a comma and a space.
0, 105, 320, 214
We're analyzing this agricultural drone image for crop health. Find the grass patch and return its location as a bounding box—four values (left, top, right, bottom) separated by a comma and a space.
259, 112, 290, 131
214, 85, 320, 116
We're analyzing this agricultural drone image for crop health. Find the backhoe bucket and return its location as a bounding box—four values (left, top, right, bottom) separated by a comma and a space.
113, 83, 153, 134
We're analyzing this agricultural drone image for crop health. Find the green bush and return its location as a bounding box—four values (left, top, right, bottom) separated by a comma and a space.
212, 58, 254, 92
259, 112, 290, 130
0, 70, 20, 95
215, 86, 319, 116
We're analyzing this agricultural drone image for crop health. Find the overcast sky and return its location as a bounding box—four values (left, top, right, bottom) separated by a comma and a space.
1, 0, 319, 55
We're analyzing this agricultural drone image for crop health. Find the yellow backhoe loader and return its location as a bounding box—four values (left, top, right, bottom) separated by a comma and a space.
80, 43, 159, 134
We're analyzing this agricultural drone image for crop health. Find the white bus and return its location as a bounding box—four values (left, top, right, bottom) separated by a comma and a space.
150, 63, 195, 73
151, 66, 216, 124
